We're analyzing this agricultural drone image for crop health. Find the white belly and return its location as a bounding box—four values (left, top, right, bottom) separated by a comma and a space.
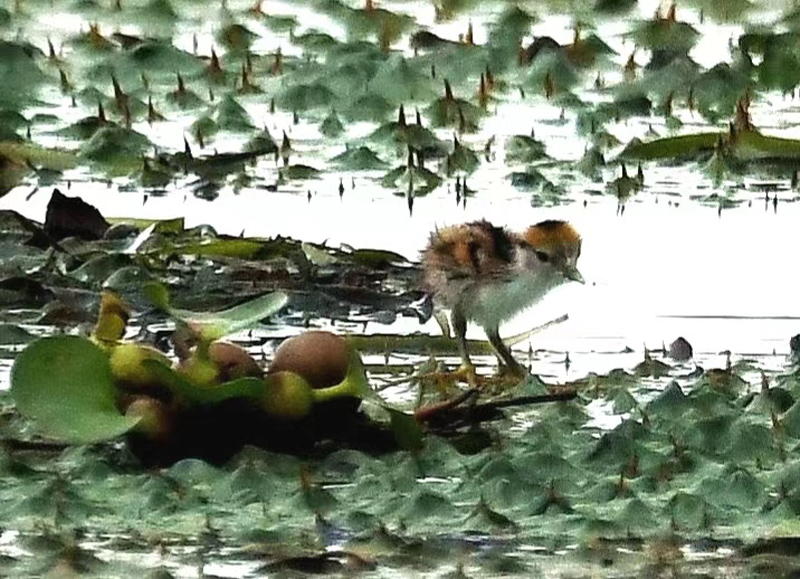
465, 272, 562, 330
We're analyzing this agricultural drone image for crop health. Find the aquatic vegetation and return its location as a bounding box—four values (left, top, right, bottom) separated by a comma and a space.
2, 0, 800, 575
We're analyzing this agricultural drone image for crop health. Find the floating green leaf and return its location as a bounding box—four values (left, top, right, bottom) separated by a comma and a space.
80, 126, 151, 171
142, 358, 263, 405
144, 281, 289, 341
345, 93, 394, 122
619, 133, 719, 161
382, 163, 441, 194
330, 146, 387, 170
279, 164, 321, 181
0, 323, 35, 344
217, 23, 259, 51
320, 109, 345, 137
277, 83, 336, 112
10, 336, 140, 443
626, 17, 699, 53
505, 135, 548, 164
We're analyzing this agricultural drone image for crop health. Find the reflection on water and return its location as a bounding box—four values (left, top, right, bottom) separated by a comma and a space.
3, 0, 799, 369
2, 2, 800, 576
2, 181, 797, 364
1, 1, 797, 366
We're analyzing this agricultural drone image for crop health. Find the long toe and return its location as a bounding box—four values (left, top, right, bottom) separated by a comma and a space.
496, 359, 529, 384
454, 362, 478, 388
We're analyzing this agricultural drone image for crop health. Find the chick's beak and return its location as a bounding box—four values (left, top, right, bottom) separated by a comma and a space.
563, 265, 585, 284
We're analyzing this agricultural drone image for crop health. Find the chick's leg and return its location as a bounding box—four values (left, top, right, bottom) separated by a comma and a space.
451, 307, 477, 387
485, 326, 527, 378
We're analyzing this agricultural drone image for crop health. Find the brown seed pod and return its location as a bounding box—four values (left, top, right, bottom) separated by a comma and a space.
175, 340, 263, 388
269, 331, 349, 390
209, 341, 263, 381
268, 330, 362, 419
125, 396, 173, 443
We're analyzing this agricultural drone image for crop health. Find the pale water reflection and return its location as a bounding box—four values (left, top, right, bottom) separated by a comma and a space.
2, 178, 797, 365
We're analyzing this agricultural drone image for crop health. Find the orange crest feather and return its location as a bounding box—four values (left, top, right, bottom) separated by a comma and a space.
523, 220, 580, 251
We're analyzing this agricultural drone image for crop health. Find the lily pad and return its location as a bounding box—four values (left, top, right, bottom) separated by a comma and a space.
381, 163, 441, 194
505, 135, 548, 164
10, 336, 140, 443
446, 137, 479, 174
80, 126, 151, 171
320, 109, 345, 138
371, 56, 437, 102
626, 16, 700, 54
277, 83, 336, 112
330, 146, 387, 170
212, 95, 255, 131
217, 23, 259, 51
280, 164, 321, 181
345, 93, 394, 122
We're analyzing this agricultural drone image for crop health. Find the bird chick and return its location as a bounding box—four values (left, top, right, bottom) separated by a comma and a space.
422, 219, 583, 382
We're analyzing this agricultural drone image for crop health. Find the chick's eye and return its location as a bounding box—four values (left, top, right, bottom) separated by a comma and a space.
535, 250, 550, 263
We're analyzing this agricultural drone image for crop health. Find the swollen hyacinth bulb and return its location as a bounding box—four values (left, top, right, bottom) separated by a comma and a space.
91, 290, 131, 349
176, 343, 220, 388
270, 331, 350, 389
260, 371, 314, 419
125, 396, 172, 442
268, 330, 369, 414
109, 342, 172, 389
177, 340, 263, 388
309, 345, 369, 403
208, 341, 262, 381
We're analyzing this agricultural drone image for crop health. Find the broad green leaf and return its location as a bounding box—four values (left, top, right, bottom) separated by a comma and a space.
292, 30, 339, 52
302, 242, 338, 266
330, 146, 387, 170
142, 280, 170, 311
279, 164, 321, 181
245, 131, 278, 155
344, 93, 394, 122
489, 5, 538, 49
619, 133, 719, 161
523, 49, 579, 94
213, 95, 255, 131
0, 142, 78, 170
372, 56, 437, 102
343, 5, 415, 42
736, 130, 800, 160
277, 83, 336, 112
143, 281, 289, 340
505, 135, 548, 164
170, 238, 266, 259
646, 381, 690, 421
217, 23, 259, 51
387, 408, 424, 449
346, 247, 409, 267
142, 358, 264, 405
80, 126, 151, 172
0, 323, 34, 344
626, 18, 699, 53
106, 216, 185, 234
446, 138, 479, 174
426, 94, 483, 130
10, 336, 140, 443
381, 163, 441, 194
102, 265, 156, 291
320, 109, 345, 137
0, 41, 48, 107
